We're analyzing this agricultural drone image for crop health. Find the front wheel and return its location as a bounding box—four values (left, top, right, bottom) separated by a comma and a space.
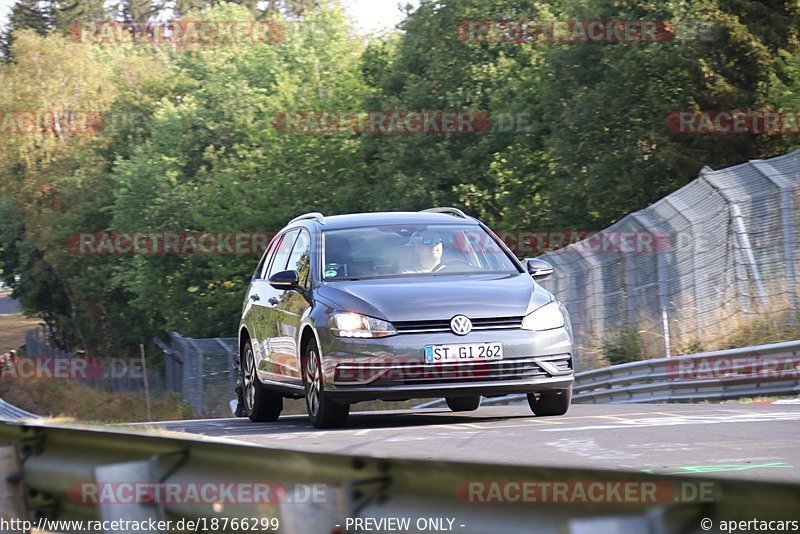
304, 339, 349, 428
527, 386, 571, 416
445, 395, 482, 412
242, 340, 282, 422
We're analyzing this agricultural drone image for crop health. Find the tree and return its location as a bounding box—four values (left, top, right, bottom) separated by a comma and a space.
106, 4, 367, 337
173, 0, 212, 18
49, 0, 108, 33
360, 0, 799, 230
1, 0, 50, 60
771, 49, 800, 151
119, 0, 165, 22
171, 0, 322, 19
0, 30, 118, 352
521, 0, 799, 228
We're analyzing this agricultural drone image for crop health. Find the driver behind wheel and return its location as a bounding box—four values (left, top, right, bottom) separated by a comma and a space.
406, 230, 445, 273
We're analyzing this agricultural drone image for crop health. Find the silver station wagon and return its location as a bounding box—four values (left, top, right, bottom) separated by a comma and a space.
238, 208, 574, 428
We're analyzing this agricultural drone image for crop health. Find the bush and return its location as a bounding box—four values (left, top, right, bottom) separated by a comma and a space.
603, 325, 642, 366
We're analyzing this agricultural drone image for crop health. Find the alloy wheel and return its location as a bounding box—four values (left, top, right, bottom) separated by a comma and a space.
306, 349, 321, 417
243, 345, 256, 412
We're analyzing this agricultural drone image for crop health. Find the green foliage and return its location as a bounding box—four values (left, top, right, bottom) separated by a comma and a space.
772, 49, 800, 151
1, 0, 50, 59
50, 0, 108, 32
682, 340, 704, 355
603, 325, 643, 366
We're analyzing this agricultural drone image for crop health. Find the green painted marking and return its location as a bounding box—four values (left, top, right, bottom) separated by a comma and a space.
642, 462, 793, 475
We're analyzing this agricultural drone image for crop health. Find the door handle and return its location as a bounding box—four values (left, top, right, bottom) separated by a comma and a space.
249, 294, 260, 302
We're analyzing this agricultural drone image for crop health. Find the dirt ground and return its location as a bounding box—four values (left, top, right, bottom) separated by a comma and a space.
0, 313, 42, 354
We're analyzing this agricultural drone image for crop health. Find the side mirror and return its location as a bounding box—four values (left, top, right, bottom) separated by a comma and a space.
268, 270, 300, 290
525, 258, 554, 280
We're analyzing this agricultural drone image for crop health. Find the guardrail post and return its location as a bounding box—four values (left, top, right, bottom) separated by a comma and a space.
95, 459, 166, 533
0, 445, 26, 519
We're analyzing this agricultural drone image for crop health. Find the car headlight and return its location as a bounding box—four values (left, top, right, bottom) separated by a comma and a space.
330, 312, 397, 338
521, 301, 565, 331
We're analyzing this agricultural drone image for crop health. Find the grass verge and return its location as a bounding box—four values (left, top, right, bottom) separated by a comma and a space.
0, 370, 193, 423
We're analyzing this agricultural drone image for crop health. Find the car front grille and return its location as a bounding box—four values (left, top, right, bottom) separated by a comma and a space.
334, 354, 571, 386
393, 316, 524, 334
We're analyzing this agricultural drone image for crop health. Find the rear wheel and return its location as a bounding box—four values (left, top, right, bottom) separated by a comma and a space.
304, 339, 349, 428
445, 395, 482, 412
527, 386, 571, 416
242, 340, 282, 422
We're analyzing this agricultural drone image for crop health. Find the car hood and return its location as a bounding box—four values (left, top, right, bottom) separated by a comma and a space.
316, 273, 551, 322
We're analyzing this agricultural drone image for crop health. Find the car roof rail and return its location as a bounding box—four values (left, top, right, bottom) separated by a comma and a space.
421, 207, 469, 219
288, 212, 326, 226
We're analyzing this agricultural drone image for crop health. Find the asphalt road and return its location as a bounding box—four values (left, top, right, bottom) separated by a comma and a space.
0, 294, 21, 316
142, 403, 800, 483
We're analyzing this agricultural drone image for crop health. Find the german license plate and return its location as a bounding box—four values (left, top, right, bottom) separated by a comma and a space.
424, 342, 503, 364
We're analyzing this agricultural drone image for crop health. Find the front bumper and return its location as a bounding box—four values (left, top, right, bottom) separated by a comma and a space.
318, 326, 574, 402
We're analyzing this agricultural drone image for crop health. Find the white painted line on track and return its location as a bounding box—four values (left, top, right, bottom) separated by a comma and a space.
540, 412, 800, 432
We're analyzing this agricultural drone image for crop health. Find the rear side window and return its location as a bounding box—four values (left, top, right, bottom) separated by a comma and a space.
286, 229, 312, 287
255, 236, 280, 279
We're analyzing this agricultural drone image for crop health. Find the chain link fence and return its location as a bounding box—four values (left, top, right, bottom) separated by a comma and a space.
537, 150, 800, 370
155, 332, 238, 417
23, 327, 166, 394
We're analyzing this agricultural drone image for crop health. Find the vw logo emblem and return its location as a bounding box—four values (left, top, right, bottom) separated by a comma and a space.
450, 315, 472, 336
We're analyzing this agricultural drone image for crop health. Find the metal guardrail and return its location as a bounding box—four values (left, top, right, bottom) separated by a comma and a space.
0, 419, 799, 533
419, 340, 800, 409
573, 339, 800, 404
0, 352, 40, 421
0, 398, 38, 421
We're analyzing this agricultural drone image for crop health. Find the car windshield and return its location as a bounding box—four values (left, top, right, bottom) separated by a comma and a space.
322, 224, 520, 280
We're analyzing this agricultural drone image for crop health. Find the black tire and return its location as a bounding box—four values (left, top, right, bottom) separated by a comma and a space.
304, 339, 349, 428
242, 339, 282, 422
445, 395, 482, 412
527, 386, 572, 416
